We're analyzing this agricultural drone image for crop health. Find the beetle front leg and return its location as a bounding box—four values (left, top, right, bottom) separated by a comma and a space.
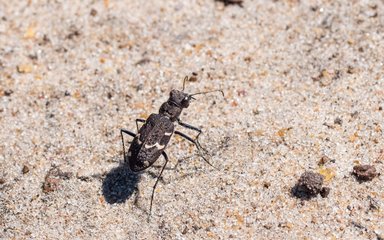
177, 119, 207, 152
174, 130, 217, 170
177, 118, 202, 133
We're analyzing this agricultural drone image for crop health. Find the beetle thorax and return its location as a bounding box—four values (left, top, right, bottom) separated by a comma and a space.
159, 102, 182, 121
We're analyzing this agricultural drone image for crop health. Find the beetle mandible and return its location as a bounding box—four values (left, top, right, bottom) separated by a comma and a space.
120, 76, 223, 218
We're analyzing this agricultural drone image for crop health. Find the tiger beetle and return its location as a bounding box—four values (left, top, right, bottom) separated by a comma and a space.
120, 76, 223, 220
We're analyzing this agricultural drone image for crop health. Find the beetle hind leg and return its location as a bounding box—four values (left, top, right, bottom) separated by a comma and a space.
148, 151, 169, 221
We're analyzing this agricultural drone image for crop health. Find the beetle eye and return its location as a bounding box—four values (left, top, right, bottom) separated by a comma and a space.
181, 97, 190, 108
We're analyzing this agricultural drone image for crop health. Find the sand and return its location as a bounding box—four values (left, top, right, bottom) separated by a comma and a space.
1, 0, 383, 239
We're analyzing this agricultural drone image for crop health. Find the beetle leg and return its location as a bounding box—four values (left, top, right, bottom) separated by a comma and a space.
177, 119, 207, 153
174, 130, 217, 170
133, 186, 140, 206
120, 129, 136, 162
148, 151, 169, 221
135, 118, 146, 132
177, 119, 201, 133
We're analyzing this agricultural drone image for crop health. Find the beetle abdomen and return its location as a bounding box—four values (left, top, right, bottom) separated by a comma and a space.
127, 114, 174, 172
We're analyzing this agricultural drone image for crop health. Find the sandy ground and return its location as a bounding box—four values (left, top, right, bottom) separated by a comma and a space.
1, 0, 383, 239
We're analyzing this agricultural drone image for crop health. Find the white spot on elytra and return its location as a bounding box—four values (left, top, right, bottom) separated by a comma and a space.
145, 142, 165, 150
164, 132, 173, 136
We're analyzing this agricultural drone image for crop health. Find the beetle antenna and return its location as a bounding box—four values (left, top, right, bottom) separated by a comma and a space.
190, 89, 224, 98
182, 76, 188, 91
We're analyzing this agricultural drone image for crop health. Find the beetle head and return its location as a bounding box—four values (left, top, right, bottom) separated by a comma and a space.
169, 89, 193, 108
159, 89, 192, 121
159, 76, 224, 121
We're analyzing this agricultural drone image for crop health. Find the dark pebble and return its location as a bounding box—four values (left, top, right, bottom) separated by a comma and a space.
298, 171, 324, 195
353, 165, 377, 181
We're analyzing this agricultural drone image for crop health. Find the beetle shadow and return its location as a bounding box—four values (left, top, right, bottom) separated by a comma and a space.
102, 163, 141, 204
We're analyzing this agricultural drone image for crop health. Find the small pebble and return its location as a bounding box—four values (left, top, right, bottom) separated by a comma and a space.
189, 72, 198, 82
263, 182, 271, 189
90, 9, 97, 16
263, 223, 272, 229
334, 117, 343, 125
4, 89, 13, 96
181, 226, 188, 234
22, 165, 30, 174
320, 187, 330, 198
135, 58, 150, 66
353, 165, 377, 181
215, 0, 243, 6
318, 155, 331, 166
